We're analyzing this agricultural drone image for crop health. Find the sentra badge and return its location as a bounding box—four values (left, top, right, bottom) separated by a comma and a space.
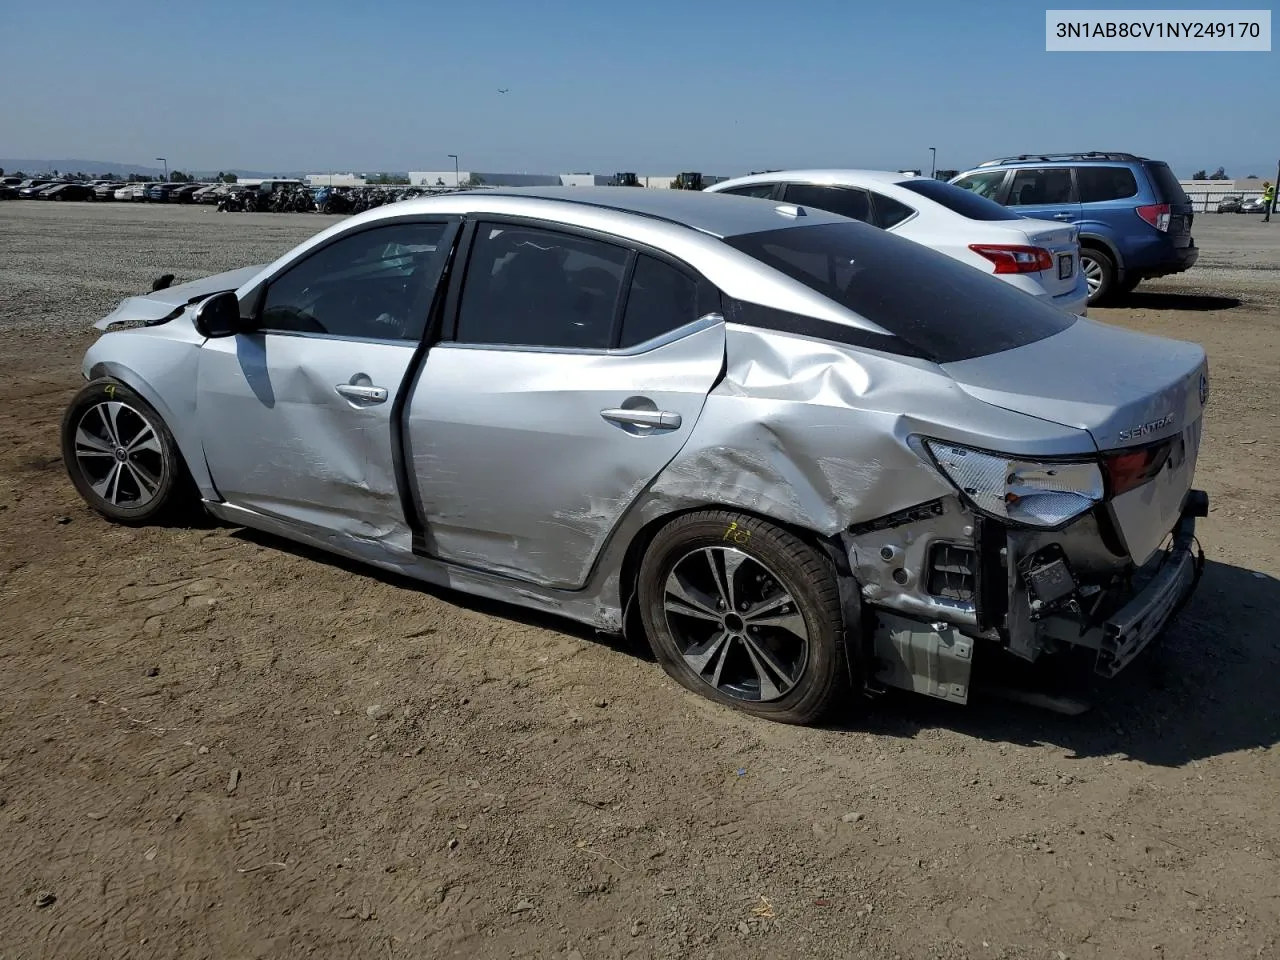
1118, 413, 1176, 443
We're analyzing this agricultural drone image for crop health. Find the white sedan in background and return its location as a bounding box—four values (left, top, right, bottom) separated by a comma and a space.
705, 170, 1089, 315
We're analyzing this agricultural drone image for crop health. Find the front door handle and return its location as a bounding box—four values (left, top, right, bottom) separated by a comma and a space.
335, 383, 389, 404
600, 407, 682, 430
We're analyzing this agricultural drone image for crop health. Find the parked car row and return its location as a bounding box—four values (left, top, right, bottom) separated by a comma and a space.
0, 176, 218, 203
1215, 194, 1269, 214
0, 174, 440, 211
0, 176, 305, 205
1, 177, 108, 201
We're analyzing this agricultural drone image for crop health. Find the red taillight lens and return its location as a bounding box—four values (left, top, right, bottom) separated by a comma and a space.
968, 244, 1055, 275
1102, 443, 1173, 497
1136, 203, 1171, 232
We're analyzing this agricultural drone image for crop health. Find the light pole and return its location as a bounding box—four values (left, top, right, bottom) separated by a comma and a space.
156, 157, 168, 181
448, 154, 459, 187
929, 147, 937, 179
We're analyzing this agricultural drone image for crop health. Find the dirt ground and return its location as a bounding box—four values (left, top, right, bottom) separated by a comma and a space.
1, 203, 1279, 960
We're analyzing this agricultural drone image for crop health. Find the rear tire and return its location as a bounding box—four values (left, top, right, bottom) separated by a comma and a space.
61, 378, 193, 526
1115, 274, 1141, 296
637, 510, 850, 725
1080, 247, 1116, 305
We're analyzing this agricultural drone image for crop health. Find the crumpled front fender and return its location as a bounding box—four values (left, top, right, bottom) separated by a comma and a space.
82, 333, 215, 498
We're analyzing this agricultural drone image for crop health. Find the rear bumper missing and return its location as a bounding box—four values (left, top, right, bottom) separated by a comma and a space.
1095, 489, 1206, 678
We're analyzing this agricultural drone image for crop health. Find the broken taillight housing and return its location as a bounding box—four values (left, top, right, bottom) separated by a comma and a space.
923, 441, 1104, 528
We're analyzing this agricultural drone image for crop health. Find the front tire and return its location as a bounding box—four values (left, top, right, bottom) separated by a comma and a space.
637, 510, 850, 725
60, 378, 190, 525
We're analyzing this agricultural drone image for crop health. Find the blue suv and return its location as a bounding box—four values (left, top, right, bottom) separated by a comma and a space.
950, 152, 1197, 305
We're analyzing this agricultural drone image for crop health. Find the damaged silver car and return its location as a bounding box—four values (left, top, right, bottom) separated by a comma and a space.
61, 187, 1209, 723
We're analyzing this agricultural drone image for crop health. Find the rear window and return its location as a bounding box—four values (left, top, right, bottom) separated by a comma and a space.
723, 221, 1077, 364
897, 178, 1024, 221
1144, 162, 1189, 203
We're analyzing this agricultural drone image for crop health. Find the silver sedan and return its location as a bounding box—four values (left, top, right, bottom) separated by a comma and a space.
61, 187, 1210, 723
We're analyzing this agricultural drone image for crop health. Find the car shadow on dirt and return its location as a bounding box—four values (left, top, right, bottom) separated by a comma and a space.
850, 558, 1280, 767
1114, 291, 1243, 311
227, 525, 647, 659
226, 525, 1276, 766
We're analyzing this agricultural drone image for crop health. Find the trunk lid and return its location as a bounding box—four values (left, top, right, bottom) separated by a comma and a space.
94, 264, 265, 329
942, 317, 1208, 562
1011, 218, 1079, 299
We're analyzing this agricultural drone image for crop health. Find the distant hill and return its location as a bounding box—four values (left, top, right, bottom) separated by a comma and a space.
0, 158, 309, 179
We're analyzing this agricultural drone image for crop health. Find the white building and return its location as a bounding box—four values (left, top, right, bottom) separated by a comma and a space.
305, 173, 370, 187
408, 171, 561, 188
407, 171, 730, 190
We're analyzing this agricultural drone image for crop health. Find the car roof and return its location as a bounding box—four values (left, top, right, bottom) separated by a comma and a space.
709, 169, 916, 191
388, 185, 851, 238
963, 154, 1173, 175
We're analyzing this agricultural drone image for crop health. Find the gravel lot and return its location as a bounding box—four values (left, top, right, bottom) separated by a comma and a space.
2, 201, 1279, 960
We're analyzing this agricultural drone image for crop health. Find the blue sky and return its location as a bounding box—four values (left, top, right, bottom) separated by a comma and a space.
0, 0, 1272, 177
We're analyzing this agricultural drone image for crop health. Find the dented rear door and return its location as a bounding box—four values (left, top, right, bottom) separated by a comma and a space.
407, 320, 726, 589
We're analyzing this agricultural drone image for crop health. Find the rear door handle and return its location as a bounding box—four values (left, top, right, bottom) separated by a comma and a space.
600, 408, 682, 429
335, 383, 389, 404
1052, 213, 1076, 220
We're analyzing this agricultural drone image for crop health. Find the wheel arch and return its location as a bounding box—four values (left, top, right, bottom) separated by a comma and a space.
85, 361, 216, 497
1077, 232, 1124, 271
616, 504, 861, 655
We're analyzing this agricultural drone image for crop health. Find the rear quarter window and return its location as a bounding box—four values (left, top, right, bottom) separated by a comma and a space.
723, 221, 1077, 364
1077, 166, 1139, 203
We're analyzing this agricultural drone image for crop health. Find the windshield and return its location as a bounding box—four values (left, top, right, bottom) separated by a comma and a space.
896, 178, 1025, 221
723, 221, 1077, 364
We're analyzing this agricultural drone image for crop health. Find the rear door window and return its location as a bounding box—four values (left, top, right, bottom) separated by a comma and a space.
782, 184, 874, 224
1007, 168, 1075, 206
455, 223, 628, 350
1076, 166, 1139, 202
723, 221, 1076, 364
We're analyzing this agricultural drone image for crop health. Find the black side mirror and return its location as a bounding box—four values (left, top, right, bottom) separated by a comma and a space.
193, 290, 248, 338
